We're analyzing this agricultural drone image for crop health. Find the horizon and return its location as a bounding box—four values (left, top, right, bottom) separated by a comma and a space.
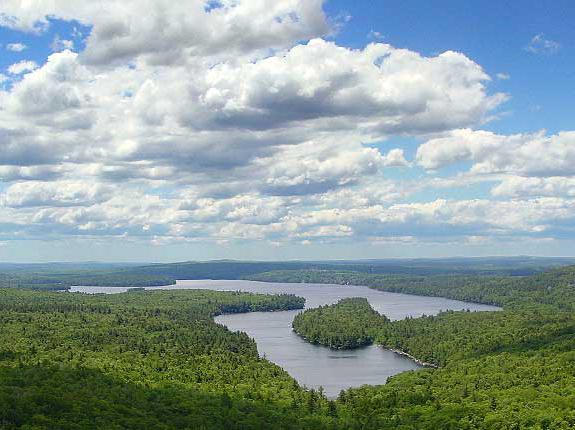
2, 255, 575, 265
1, 1, 574, 260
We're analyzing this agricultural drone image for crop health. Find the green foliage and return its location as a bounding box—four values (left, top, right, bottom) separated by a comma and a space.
338, 348, 575, 430
0, 271, 175, 291
292, 298, 388, 349
376, 307, 575, 366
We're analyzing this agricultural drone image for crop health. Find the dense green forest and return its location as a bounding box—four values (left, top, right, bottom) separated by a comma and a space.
337, 302, 575, 429
0, 288, 349, 429
0, 272, 176, 291
292, 298, 388, 349
1, 262, 575, 428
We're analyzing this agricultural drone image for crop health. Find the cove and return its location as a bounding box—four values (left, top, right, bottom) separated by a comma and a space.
70, 280, 500, 398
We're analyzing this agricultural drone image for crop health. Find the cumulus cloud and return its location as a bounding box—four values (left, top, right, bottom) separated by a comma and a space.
5, 51, 91, 120
0, 165, 64, 181
0, 38, 504, 186
0, 0, 329, 65
7, 60, 38, 74
286, 198, 575, 241
174, 39, 504, 134
416, 129, 575, 176
0, 1, 571, 250
492, 176, 575, 198
257, 139, 385, 196
180, 193, 291, 226
382, 148, 409, 167
313, 181, 411, 209
1, 181, 112, 208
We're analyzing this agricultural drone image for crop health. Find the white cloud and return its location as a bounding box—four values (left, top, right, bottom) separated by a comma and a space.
0, 0, 330, 65
525, 33, 560, 55
7, 60, 38, 74
496, 73, 510, 80
6, 42, 26, 52
0, 2, 571, 250
51, 35, 74, 52
287, 197, 575, 240
180, 193, 291, 225
492, 176, 575, 198
0, 165, 64, 181
6, 51, 89, 116
0, 173, 573, 244
0, 39, 505, 188
257, 139, 385, 195
172, 39, 505, 134
1, 180, 112, 208
313, 181, 410, 209
382, 148, 409, 167
416, 129, 575, 176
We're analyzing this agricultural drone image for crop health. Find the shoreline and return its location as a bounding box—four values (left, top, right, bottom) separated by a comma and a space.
385, 347, 438, 368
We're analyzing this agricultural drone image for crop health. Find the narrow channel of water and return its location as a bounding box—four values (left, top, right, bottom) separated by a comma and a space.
70, 280, 500, 398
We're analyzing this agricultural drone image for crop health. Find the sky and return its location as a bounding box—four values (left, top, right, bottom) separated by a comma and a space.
0, 0, 574, 262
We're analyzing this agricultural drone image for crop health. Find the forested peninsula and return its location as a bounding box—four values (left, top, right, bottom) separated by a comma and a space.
292, 298, 388, 349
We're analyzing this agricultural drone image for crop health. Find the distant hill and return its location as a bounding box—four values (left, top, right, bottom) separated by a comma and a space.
1, 256, 574, 290
0, 262, 145, 272
84, 256, 575, 279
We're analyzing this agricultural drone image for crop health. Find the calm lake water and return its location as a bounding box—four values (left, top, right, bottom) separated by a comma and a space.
70, 280, 500, 398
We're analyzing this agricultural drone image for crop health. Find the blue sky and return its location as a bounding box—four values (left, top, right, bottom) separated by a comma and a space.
0, 1, 574, 262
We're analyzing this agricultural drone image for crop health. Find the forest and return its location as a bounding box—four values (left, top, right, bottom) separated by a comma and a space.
0, 288, 345, 429
0, 262, 574, 428
292, 298, 388, 349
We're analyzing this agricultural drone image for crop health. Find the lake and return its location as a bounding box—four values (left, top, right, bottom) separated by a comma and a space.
70, 280, 500, 397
